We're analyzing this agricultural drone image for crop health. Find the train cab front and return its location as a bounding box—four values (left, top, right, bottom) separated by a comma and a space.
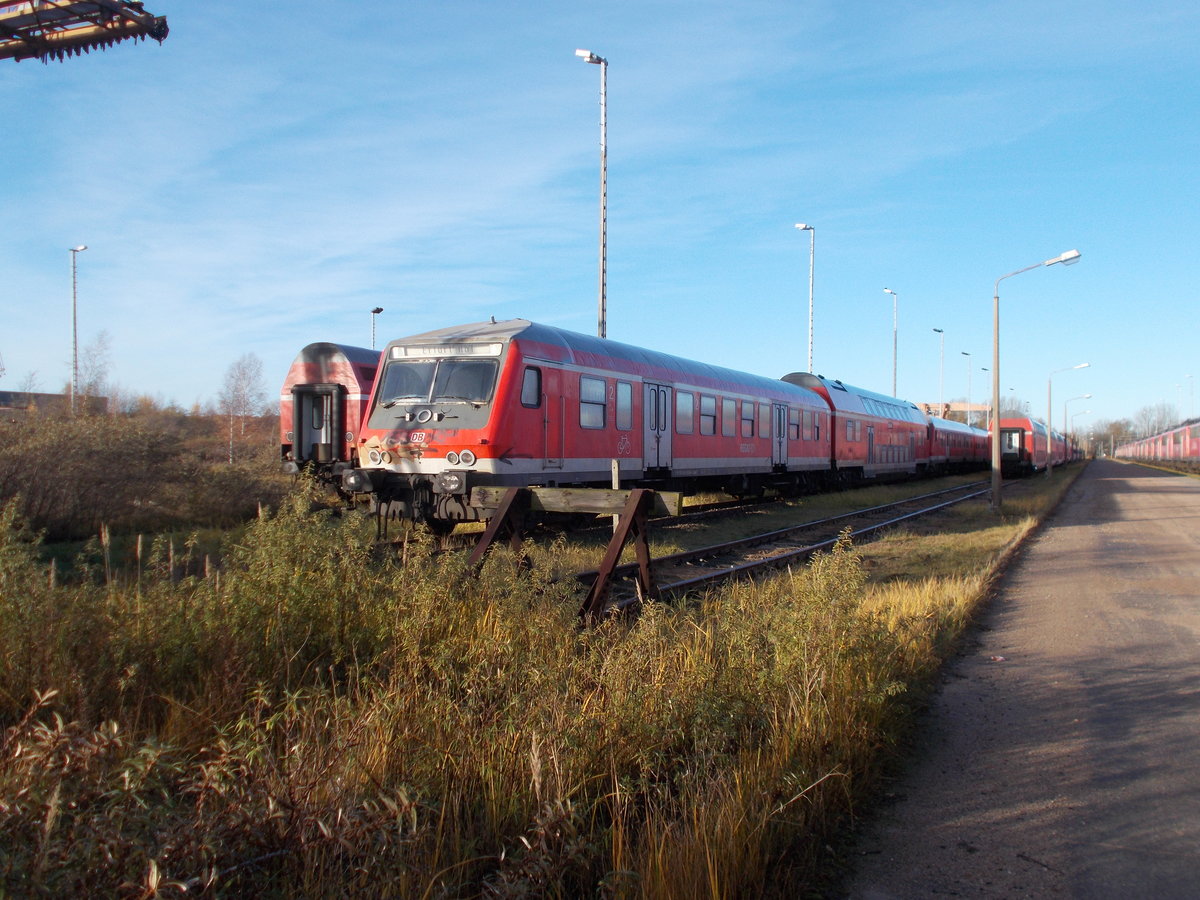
343, 339, 504, 527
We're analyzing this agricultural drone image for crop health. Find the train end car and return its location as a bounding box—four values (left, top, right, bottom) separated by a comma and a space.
343, 319, 835, 528
280, 342, 380, 484
999, 417, 1048, 475
782, 373, 929, 483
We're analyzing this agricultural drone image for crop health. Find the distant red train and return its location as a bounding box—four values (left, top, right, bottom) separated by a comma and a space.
1000, 416, 1082, 475
1116, 422, 1200, 469
306, 319, 990, 529
279, 342, 380, 488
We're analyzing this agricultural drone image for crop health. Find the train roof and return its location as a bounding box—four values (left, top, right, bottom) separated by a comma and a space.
999, 417, 1048, 434
928, 416, 989, 437
383, 319, 829, 405
780, 372, 926, 423
291, 342, 380, 368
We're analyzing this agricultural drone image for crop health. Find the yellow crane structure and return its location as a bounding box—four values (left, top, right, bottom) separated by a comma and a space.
1, 1, 166, 62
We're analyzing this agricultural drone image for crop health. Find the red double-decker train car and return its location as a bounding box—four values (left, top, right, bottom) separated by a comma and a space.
280, 342, 380, 486
999, 417, 1049, 475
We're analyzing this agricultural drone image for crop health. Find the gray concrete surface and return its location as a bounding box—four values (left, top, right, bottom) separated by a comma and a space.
845, 459, 1200, 898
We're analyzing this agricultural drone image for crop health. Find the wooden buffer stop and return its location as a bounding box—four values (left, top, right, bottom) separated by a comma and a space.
466, 486, 682, 619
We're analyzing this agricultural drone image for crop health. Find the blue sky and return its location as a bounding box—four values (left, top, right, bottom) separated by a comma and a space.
3, 1, 1197, 433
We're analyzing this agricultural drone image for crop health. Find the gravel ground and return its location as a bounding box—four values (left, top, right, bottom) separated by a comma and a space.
842, 459, 1200, 899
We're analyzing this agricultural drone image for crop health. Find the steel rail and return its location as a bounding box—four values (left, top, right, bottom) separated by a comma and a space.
577, 480, 987, 585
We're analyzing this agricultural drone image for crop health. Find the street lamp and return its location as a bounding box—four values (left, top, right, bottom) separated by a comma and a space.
1047, 362, 1089, 477
962, 351, 972, 426
69, 244, 87, 415
575, 48, 608, 339
980, 368, 990, 431
1064, 393, 1092, 441
990, 248, 1082, 512
795, 224, 815, 372
932, 328, 944, 414
371, 307, 383, 350
883, 288, 898, 395
1071, 409, 1091, 438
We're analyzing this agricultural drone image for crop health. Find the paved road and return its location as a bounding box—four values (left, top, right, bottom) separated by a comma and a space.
845, 459, 1200, 898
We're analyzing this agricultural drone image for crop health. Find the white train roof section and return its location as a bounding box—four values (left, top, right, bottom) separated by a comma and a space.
385, 319, 830, 407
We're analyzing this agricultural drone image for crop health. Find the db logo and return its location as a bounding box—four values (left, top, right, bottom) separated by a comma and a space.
410, 431, 427, 444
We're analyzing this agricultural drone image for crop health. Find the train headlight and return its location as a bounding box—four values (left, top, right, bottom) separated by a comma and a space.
459, 449, 476, 466
367, 449, 383, 465
380, 450, 392, 464
436, 472, 464, 494
445, 451, 460, 465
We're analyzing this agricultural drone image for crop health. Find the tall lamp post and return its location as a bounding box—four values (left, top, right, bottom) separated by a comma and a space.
1064, 393, 1092, 442
1047, 362, 1089, 477
932, 328, 944, 414
1071, 409, 1091, 440
575, 48, 608, 338
980, 367, 990, 431
883, 288, 898, 395
991, 249, 1082, 512
795, 224, 815, 372
371, 307, 383, 350
962, 351, 972, 426
69, 244, 87, 416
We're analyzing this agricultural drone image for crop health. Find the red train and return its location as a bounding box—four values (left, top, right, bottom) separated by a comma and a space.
1000, 416, 1083, 475
1116, 422, 1200, 469
324, 319, 988, 528
279, 342, 380, 488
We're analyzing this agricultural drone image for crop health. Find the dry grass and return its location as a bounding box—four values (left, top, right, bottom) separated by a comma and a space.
0, 467, 1085, 897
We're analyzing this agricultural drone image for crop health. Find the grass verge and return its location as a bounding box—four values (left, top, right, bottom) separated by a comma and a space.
0, 467, 1084, 897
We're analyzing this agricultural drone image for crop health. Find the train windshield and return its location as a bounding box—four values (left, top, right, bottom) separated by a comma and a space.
378, 358, 498, 406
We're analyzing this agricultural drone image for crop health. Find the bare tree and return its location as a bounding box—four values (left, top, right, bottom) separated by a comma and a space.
1132, 403, 1178, 438
217, 353, 268, 463
78, 331, 112, 414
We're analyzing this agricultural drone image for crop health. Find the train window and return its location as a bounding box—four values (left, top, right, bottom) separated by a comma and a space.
379, 359, 437, 404
722, 398, 736, 436
676, 391, 695, 434
802, 410, 813, 442
846, 419, 859, 442
311, 403, 324, 430
521, 367, 542, 408
759, 403, 771, 437
433, 359, 498, 403
815, 414, 821, 441
741, 402, 754, 438
789, 408, 800, 441
699, 395, 716, 435
616, 381, 633, 430
580, 375, 606, 429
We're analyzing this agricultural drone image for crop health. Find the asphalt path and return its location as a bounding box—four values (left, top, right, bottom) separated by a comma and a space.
844, 459, 1200, 898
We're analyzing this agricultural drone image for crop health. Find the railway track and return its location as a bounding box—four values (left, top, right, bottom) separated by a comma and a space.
575, 480, 990, 614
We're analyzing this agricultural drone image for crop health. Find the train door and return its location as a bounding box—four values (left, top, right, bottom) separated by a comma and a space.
772, 403, 788, 467
866, 425, 876, 468
643, 382, 673, 470
541, 367, 564, 468
292, 384, 343, 462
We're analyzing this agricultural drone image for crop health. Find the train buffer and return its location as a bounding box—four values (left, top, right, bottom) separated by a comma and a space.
466, 486, 682, 618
